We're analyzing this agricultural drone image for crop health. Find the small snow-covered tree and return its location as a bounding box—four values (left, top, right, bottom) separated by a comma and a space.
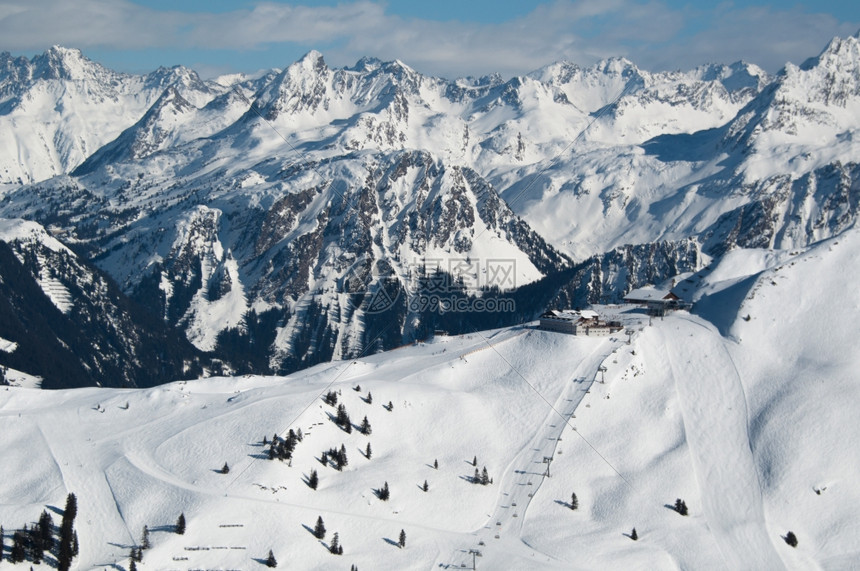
308, 469, 319, 490
176, 513, 186, 535
314, 516, 326, 540
423, 480, 429, 492
221, 462, 230, 474
266, 549, 278, 567
360, 416, 371, 435
366, 391, 373, 404
785, 531, 798, 547
434, 458, 438, 469
472, 455, 477, 466
141, 524, 151, 549
570, 492, 578, 510
366, 442, 372, 459
675, 498, 688, 516
481, 466, 490, 485
330, 532, 341, 554
630, 528, 638, 541
399, 528, 406, 548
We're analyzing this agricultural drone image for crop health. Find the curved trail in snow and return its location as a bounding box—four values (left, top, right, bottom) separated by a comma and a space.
652, 314, 786, 570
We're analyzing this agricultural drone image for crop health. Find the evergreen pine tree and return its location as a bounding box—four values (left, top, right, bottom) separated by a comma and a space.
378, 481, 390, 501
129, 558, 138, 571
570, 492, 578, 510
263, 435, 268, 445
321, 451, 329, 465
57, 534, 72, 571
58, 492, 78, 571
423, 480, 429, 492
221, 462, 230, 474
10, 530, 25, 563
399, 528, 406, 549
314, 516, 326, 540
38, 510, 54, 549
473, 468, 480, 483
360, 416, 371, 435
387, 400, 393, 411
329, 532, 341, 554
366, 442, 372, 459
72, 530, 79, 557
308, 469, 319, 490
0, 524, 4, 562
141, 525, 151, 549
481, 466, 490, 485
9, 531, 25, 565
297, 428, 303, 441
32, 525, 45, 563
631, 528, 638, 541
340, 444, 348, 467
266, 549, 278, 567
785, 531, 798, 547
472, 455, 477, 466
366, 391, 372, 404
176, 513, 186, 535
434, 458, 438, 469
64, 493, 78, 524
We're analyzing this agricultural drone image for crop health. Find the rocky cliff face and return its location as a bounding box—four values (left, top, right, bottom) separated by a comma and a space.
0, 219, 207, 388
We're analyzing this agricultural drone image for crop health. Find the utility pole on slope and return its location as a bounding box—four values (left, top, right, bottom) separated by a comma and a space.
469, 548, 482, 570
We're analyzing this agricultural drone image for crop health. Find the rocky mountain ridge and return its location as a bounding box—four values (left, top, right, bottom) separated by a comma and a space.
1, 32, 859, 386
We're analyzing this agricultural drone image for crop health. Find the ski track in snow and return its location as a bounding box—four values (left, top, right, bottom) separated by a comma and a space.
652, 313, 786, 570
440, 333, 620, 568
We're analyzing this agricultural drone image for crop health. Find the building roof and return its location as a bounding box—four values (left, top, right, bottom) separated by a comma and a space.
540, 309, 582, 321
623, 287, 679, 303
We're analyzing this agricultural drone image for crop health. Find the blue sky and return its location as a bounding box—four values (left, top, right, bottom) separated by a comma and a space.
2, 1, 859, 79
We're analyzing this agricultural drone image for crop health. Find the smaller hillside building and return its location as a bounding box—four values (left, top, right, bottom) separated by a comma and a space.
623, 286, 692, 316
538, 309, 622, 337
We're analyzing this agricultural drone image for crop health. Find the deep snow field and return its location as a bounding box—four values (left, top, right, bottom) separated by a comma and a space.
2, 230, 860, 570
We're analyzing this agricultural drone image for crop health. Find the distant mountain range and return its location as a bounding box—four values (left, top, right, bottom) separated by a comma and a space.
1, 31, 859, 388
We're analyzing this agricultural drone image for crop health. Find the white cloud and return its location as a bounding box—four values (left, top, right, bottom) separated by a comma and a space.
0, 0, 856, 77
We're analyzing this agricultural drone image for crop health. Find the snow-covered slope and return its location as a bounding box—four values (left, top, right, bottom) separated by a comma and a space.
2, 228, 858, 569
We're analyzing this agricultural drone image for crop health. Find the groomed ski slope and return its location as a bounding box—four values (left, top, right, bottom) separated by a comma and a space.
2, 230, 860, 570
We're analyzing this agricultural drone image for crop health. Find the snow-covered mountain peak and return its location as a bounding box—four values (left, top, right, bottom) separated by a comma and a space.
30, 45, 107, 81
593, 56, 640, 77
800, 31, 860, 74
693, 61, 769, 94
295, 49, 328, 73
349, 56, 384, 73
